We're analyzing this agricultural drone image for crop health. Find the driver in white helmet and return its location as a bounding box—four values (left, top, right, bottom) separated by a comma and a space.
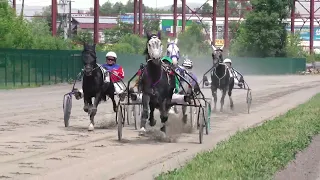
181, 58, 198, 88
74, 51, 125, 99
223, 58, 244, 88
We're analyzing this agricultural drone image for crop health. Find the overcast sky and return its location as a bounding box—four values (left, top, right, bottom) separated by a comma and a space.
15, 0, 207, 10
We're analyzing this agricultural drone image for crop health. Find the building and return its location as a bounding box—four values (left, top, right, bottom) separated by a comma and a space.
72, 16, 117, 43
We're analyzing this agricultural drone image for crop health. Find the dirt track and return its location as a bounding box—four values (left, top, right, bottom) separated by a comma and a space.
0, 75, 320, 180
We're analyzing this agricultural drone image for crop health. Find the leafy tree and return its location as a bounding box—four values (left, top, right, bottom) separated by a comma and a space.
72, 29, 93, 44
177, 22, 211, 56
230, 0, 290, 57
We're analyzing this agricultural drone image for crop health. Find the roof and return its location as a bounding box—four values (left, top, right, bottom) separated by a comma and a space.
79, 23, 116, 29
73, 16, 117, 24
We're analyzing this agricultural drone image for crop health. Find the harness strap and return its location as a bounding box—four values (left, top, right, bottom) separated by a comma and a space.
212, 64, 228, 87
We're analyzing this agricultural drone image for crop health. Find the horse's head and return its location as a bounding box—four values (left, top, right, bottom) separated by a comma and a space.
82, 43, 97, 76
146, 31, 163, 63
211, 44, 224, 67
166, 38, 180, 65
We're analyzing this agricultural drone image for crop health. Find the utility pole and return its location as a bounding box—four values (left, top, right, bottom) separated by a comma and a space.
68, 0, 74, 38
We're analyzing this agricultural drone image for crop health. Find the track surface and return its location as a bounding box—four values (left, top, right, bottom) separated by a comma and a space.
0, 75, 319, 180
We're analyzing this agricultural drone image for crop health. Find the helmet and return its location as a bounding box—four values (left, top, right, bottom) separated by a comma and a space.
106, 51, 117, 59
182, 59, 193, 68
223, 58, 232, 64
161, 56, 173, 64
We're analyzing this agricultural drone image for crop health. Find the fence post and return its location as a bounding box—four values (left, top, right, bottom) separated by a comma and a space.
48, 55, 51, 84
66, 56, 69, 81
55, 58, 57, 84
13, 56, 16, 87
60, 58, 63, 83
4, 55, 7, 87
20, 54, 23, 86
35, 58, 37, 85
42, 57, 44, 85
28, 55, 31, 86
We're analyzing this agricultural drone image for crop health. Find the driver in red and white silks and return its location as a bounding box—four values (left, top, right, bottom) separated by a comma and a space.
74, 51, 125, 100
103, 51, 125, 94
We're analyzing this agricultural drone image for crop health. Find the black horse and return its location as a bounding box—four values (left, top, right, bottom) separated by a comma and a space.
138, 31, 175, 135
80, 43, 117, 131
208, 45, 233, 112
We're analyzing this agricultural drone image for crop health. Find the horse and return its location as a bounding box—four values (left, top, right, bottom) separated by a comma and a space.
81, 43, 117, 131
166, 38, 180, 65
210, 45, 234, 112
139, 31, 176, 135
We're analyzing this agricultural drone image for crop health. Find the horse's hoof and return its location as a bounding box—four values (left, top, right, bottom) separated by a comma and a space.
160, 125, 166, 133
182, 115, 187, 124
149, 119, 157, 127
130, 93, 137, 101
139, 127, 146, 136
119, 93, 126, 102
169, 107, 175, 114
88, 123, 94, 131
113, 106, 118, 113
83, 106, 89, 113
174, 106, 179, 114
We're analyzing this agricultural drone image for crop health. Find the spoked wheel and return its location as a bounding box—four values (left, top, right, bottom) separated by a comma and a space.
63, 94, 72, 127
246, 89, 252, 114
117, 105, 124, 141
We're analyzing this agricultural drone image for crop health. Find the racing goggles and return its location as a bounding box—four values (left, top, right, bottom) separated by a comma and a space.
106, 57, 116, 62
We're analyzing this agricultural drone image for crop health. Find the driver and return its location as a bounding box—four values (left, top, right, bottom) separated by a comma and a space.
223, 58, 244, 88
74, 51, 125, 99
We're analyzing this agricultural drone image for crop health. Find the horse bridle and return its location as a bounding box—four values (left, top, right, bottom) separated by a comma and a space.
82, 49, 98, 76
167, 43, 180, 61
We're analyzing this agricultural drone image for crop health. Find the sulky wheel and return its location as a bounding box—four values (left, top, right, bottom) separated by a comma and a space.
63, 94, 72, 127
117, 105, 125, 141
246, 89, 252, 114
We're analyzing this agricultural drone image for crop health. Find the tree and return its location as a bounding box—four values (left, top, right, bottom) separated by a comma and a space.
230, 0, 290, 57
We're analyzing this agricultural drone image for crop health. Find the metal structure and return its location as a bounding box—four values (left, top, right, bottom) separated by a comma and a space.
44, 0, 318, 52
291, 0, 320, 53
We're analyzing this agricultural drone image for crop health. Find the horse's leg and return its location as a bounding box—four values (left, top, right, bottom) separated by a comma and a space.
229, 79, 234, 110
109, 92, 117, 112
159, 100, 169, 133
149, 103, 156, 126
220, 89, 227, 112
88, 93, 101, 131
83, 94, 90, 113
139, 93, 150, 135
211, 86, 218, 112
182, 105, 187, 124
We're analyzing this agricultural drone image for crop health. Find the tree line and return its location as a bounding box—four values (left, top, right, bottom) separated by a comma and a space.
1, 0, 315, 61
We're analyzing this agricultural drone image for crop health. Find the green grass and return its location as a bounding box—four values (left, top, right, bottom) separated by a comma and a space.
157, 93, 320, 180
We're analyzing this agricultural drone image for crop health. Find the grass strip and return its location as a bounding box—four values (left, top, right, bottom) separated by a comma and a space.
157, 93, 320, 180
